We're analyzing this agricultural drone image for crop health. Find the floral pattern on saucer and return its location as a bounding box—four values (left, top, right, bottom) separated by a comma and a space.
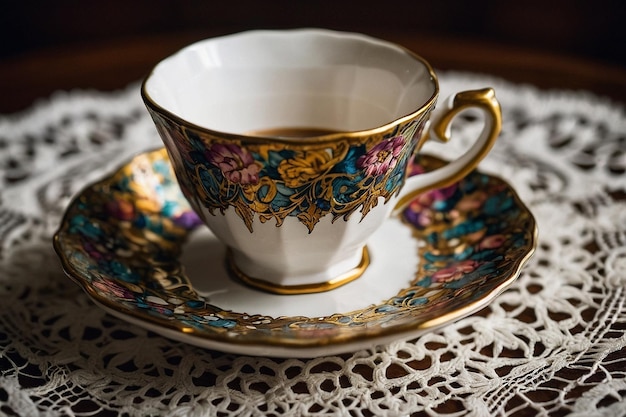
54, 148, 536, 351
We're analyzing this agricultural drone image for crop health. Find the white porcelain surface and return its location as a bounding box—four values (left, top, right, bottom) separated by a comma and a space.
144, 29, 435, 133
183, 214, 417, 317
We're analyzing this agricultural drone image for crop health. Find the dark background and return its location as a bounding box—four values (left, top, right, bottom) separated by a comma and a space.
3, 0, 624, 66
1, 0, 625, 112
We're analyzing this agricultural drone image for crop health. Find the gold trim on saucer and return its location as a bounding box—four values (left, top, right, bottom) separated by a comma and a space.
226, 246, 370, 295
52, 148, 537, 357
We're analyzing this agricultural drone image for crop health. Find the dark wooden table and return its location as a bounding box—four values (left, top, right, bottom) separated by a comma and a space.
1, 31, 625, 115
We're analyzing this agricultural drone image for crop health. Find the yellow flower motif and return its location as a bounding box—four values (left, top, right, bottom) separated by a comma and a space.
278, 150, 335, 188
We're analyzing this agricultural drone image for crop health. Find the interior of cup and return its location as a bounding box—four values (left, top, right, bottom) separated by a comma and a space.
143, 29, 438, 134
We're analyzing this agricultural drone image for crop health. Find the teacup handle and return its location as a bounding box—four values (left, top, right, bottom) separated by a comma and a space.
394, 87, 502, 211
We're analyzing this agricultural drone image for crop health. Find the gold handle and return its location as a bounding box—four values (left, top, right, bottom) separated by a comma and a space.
395, 88, 502, 212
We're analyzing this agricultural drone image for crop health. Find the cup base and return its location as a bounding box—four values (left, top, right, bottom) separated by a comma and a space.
226, 246, 370, 295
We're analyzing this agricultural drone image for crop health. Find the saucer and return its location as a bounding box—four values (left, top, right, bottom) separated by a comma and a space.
54, 148, 536, 357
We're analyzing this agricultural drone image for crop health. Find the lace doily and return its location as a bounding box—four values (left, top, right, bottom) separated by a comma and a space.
1, 72, 625, 416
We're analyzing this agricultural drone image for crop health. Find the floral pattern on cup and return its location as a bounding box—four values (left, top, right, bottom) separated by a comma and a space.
54, 149, 536, 344
153, 113, 426, 232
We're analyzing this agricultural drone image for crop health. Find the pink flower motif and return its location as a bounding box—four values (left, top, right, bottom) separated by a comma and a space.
404, 181, 458, 228
206, 143, 260, 184
407, 199, 435, 227
357, 135, 405, 177
431, 260, 480, 283
478, 234, 507, 250
456, 190, 488, 211
93, 279, 135, 300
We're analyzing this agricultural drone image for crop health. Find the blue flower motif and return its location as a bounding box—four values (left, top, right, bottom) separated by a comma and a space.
271, 183, 295, 211
69, 214, 103, 240
204, 317, 237, 329
442, 218, 486, 241
182, 314, 237, 329
315, 198, 331, 211
103, 259, 140, 284
384, 161, 407, 193
185, 300, 205, 309
198, 168, 225, 199
331, 176, 364, 205
415, 276, 433, 287
161, 201, 178, 217
332, 145, 365, 175
153, 159, 172, 180
389, 290, 428, 307
409, 297, 429, 306
484, 194, 514, 216
376, 305, 398, 313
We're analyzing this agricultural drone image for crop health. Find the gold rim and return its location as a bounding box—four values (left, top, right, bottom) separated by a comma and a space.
226, 246, 370, 295
140, 29, 439, 145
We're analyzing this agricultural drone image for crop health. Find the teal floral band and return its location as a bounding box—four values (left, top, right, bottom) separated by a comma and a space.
152, 114, 427, 232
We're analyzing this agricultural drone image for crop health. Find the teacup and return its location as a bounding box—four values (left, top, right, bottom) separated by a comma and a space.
141, 29, 501, 295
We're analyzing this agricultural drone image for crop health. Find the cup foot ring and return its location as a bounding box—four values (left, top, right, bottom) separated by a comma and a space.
226, 246, 370, 295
